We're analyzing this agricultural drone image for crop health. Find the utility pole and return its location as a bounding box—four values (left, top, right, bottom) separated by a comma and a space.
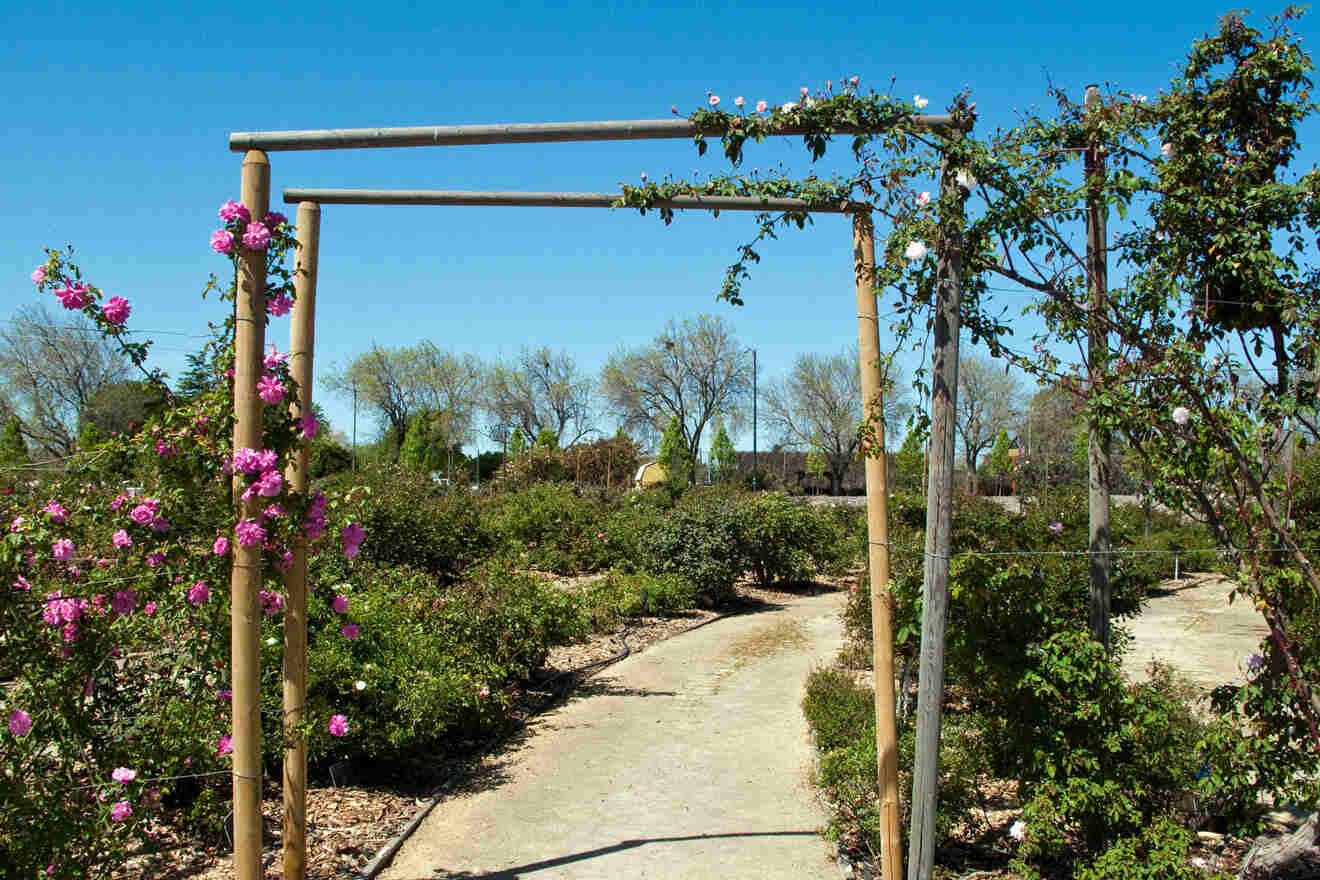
1085, 84, 1113, 652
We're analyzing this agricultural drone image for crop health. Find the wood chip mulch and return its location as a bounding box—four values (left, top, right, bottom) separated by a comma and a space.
112, 578, 832, 879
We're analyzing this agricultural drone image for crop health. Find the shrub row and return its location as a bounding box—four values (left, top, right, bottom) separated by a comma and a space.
330, 467, 863, 601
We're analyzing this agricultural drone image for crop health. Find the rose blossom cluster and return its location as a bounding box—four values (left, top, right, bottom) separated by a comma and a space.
32, 261, 134, 327
232, 447, 283, 501
210, 201, 295, 314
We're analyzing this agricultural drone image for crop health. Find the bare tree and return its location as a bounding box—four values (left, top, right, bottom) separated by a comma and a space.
764, 346, 909, 495
414, 342, 481, 449
485, 346, 595, 448
0, 304, 130, 457
601, 314, 751, 471
327, 342, 481, 461
955, 355, 1023, 495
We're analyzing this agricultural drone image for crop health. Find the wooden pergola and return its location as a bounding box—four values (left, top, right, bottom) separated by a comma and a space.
226, 112, 965, 880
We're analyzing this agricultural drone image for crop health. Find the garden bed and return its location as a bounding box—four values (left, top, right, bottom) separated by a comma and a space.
111, 579, 825, 879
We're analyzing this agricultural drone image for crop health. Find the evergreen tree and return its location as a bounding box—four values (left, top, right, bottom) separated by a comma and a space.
894, 430, 925, 493
508, 427, 526, 458
710, 421, 737, 482
0, 417, 29, 468
658, 416, 693, 486
399, 414, 431, 472
987, 428, 1013, 494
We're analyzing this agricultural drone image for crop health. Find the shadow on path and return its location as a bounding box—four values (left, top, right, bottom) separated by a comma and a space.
407, 830, 822, 878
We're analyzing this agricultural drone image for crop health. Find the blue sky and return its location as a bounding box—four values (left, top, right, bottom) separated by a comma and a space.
5, 1, 1313, 455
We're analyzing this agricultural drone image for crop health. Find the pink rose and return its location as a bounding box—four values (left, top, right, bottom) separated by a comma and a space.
756, 100, 768, 112
213, 536, 229, 556
31, 266, 47, 284
9, 709, 31, 737
112, 529, 131, 549
54, 283, 89, 310
217, 734, 232, 755
110, 800, 132, 822
708, 95, 720, 107
328, 714, 348, 737
52, 538, 74, 561
210, 229, 235, 255
266, 294, 293, 317
111, 767, 136, 784
111, 590, 137, 616
218, 200, 250, 223
331, 594, 349, 614
241, 222, 270, 251
257, 374, 285, 405
235, 520, 265, 547
186, 582, 210, 605
341, 622, 360, 640
265, 211, 287, 226
101, 296, 131, 326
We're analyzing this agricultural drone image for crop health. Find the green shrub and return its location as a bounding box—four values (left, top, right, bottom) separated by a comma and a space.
1070, 816, 1229, 880
302, 559, 588, 765
998, 633, 1206, 865
578, 570, 696, 630
802, 665, 874, 753
803, 662, 989, 850
325, 465, 491, 581
741, 494, 845, 586
483, 482, 611, 573
634, 490, 746, 605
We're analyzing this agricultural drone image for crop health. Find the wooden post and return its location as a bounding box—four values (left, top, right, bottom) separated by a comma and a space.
853, 211, 903, 880
1084, 85, 1112, 652
282, 201, 320, 879
231, 150, 270, 880
908, 157, 964, 880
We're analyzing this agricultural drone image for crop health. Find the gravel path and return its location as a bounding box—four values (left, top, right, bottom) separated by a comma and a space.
1122, 572, 1269, 692
379, 591, 845, 880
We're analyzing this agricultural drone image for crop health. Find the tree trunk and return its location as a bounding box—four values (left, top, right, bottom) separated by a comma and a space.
1238, 811, 1320, 879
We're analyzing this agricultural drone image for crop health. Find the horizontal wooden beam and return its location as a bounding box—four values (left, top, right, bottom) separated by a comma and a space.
233, 116, 958, 152
281, 188, 870, 213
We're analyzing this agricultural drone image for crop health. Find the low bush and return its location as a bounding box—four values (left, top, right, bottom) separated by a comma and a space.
1068, 817, 1230, 880
633, 489, 746, 605
483, 483, 611, 574
999, 633, 1207, 866
803, 662, 990, 851
323, 465, 491, 582
578, 570, 696, 630
740, 493, 847, 586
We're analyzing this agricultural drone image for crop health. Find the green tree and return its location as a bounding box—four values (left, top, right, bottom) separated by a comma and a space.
894, 430, 925, 494
535, 427, 558, 450
709, 420, 737, 482
508, 427, 526, 458
658, 416, 693, 487
0, 417, 29, 468
987, 428, 1013, 495
805, 446, 827, 490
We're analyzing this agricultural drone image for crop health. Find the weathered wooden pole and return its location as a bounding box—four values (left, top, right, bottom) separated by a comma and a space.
282, 200, 320, 879
853, 211, 903, 880
232, 149, 270, 880
1084, 84, 1112, 653
908, 157, 965, 880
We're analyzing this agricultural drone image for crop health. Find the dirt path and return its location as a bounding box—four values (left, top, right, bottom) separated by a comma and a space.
1122, 572, 1269, 692
378, 591, 845, 880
